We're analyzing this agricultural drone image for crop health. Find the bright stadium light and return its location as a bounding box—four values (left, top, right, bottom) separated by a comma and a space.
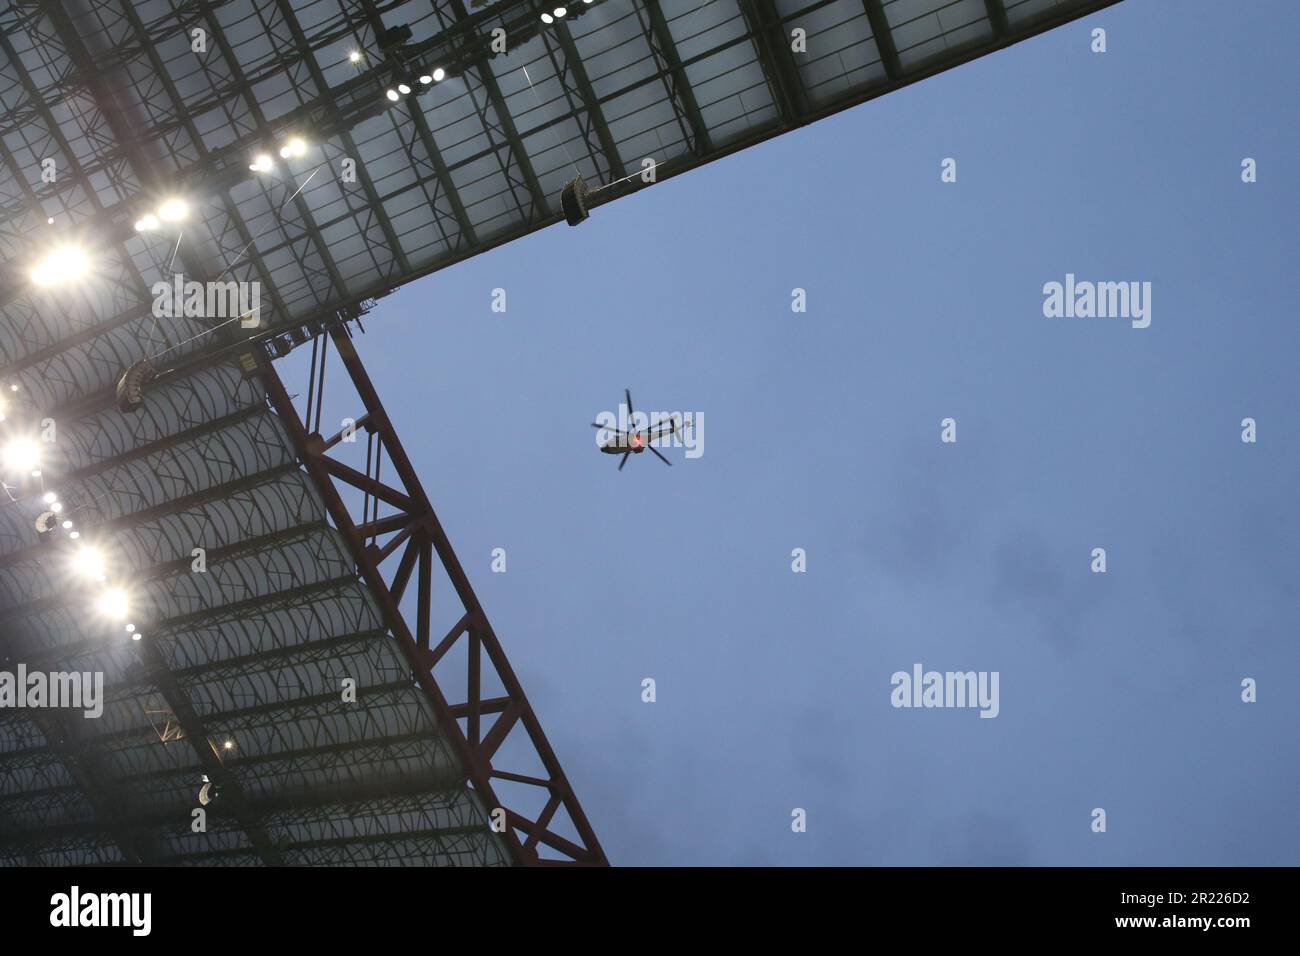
249, 154, 274, 172
397, 83, 411, 94
134, 214, 160, 231
541, 12, 553, 23
385, 89, 399, 102
30, 246, 89, 287
419, 74, 432, 84
97, 587, 129, 621
433, 68, 445, 82
554, 6, 568, 16
349, 50, 362, 63
71, 546, 106, 581
158, 198, 188, 222
2, 438, 40, 474
278, 137, 307, 159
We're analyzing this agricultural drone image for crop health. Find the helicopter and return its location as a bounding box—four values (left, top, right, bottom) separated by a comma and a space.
592, 390, 682, 471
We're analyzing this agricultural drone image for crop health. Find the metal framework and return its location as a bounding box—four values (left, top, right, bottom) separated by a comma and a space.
261, 326, 603, 863
0, 0, 1119, 865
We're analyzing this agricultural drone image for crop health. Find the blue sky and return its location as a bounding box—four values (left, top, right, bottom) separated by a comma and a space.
295, 0, 1299, 865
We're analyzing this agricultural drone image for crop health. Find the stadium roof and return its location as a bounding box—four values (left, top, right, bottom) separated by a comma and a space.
0, 0, 1119, 865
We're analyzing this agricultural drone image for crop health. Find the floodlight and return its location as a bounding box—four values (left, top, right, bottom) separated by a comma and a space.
386, 89, 399, 101
31, 247, 89, 286
2, 438, 40, 473
97, 588, 129, 620
71, 547, 106, 581
158, 199, 187, 221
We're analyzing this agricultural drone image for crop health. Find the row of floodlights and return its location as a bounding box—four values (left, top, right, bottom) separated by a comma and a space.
31, 7, 603, 285
11, 443, 142, 635
541, 3, 594, 25
77, 547, 140, 637
1, 450, 133, 626
134, 198, 189, 233
385, 69, 446, 102
250, 135, 310, 173
374, 1, 594, 105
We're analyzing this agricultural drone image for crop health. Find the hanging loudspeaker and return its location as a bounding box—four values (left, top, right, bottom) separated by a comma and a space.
35, 511, 58, 537
115, 359, 157, 414
561, 176, 590, 226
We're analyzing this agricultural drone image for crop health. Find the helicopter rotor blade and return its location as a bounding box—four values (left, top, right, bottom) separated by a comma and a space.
648, 446, 672, 467
592, 422, 627, 433
624, 388, 634, 420
647, 416, 681, 437
618, 451, 631, 472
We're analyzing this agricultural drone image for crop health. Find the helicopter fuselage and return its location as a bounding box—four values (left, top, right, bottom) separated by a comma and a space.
599, 434, 648, 454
